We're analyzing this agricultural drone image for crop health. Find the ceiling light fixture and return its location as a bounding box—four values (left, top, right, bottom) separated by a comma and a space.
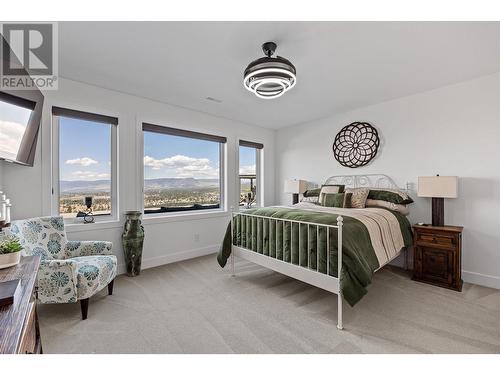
243, 42, 296, 99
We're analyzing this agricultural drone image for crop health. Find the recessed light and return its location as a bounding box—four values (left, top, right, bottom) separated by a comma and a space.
206, 96, 222, 103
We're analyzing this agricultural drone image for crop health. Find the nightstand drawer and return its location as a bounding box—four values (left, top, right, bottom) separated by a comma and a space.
415, 231, 456, 249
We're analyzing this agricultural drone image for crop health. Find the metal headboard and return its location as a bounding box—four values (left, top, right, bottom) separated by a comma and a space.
323, 174, 403, 190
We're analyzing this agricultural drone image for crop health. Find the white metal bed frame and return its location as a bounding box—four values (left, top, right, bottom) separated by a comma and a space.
230, 174, 402, 330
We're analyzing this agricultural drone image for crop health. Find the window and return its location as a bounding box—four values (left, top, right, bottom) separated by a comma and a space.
0, 92, 35, 162
239, 140, 263, 208
52, 107, 118, 220
142, 123, 225, 214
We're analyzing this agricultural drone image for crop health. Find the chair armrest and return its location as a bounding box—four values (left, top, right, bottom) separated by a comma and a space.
37, 259, 78, 304
65, 240, 113, 258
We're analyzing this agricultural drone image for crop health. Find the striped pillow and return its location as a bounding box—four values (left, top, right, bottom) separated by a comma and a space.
320, 192, 353, 208
318, 184, 345, 205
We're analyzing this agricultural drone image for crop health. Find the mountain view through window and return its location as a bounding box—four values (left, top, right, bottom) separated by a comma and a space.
58, 122, 256, 216
143, 131, 221, 213
59, 117, 112, 217
239, 145, 257, 207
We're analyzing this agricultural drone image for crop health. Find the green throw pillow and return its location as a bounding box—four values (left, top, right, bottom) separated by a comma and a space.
367, 189, 414, 205
303, 188, 321, 197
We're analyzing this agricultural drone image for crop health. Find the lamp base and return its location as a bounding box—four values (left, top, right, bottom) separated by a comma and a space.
432, 197, 444, 226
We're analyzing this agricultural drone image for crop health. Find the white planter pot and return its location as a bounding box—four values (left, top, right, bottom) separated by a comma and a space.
0, 251, 21, 269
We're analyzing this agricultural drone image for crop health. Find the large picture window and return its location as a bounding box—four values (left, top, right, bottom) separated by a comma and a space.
142, 123, 225, 214
239, 140, 263, 208
52, 107, 118, 220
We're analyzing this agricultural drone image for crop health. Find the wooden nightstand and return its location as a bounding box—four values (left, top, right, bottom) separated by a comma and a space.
412, 224, 463, 291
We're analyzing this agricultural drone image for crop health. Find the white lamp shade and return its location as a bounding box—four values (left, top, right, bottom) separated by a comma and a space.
418, 176, 458, 198
284, 179, 307, 194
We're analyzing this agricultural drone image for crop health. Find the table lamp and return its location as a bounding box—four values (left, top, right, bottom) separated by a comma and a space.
418, 175, 458, 226
284, 179, 307, 205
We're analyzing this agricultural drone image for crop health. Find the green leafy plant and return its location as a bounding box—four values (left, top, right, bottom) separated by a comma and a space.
0, 235, 22, 255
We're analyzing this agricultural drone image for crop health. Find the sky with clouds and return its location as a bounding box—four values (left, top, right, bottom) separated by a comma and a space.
0, 100, 32, 160
143, 132, 256, 179
239, 146, 256, 175
58, 116, 256, 181
59, 117, 111, 181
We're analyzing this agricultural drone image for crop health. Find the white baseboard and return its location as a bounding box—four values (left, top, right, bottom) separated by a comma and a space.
462, 270, 500, 290
116, 245, 500, 291
117, 244, 219, 275
390, 254, 500, 290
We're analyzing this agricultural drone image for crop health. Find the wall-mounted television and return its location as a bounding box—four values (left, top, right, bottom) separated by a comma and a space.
0, 38, 44, 166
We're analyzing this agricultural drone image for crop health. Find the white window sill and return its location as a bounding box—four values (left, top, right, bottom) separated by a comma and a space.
63, 210, 231, 233
143, 209, 230, 225
65, 219, 122, 233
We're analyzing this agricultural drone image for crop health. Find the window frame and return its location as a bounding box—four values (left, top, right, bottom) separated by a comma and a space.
51, 106, 118, 223
141, 122, 226, 218
238, 139, 264, 208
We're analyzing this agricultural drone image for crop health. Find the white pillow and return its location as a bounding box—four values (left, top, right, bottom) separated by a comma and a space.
301, 196, 319, 204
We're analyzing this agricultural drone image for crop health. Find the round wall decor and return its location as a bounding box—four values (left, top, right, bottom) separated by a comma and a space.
332, 122, 380, 168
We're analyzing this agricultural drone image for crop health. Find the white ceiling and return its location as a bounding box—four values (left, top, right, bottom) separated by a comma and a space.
59, 22, 500, 129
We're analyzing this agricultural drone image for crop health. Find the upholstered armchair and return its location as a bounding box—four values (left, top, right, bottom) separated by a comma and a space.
8, 216, 117, 320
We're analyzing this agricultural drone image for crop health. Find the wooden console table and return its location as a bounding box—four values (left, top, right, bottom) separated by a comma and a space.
0, 255, 43, 354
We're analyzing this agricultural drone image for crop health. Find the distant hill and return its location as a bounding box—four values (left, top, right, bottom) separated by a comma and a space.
60, 177, 219, 193
60, 179, 110, 193
143, 177, 219, 190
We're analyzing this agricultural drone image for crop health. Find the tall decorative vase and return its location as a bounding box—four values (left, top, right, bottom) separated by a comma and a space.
122, 211, 145, 277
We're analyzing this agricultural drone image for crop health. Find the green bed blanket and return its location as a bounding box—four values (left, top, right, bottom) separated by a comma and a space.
217, 206, 412, 306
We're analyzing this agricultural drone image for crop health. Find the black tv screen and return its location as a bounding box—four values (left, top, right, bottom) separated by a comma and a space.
0, 41, 44, 166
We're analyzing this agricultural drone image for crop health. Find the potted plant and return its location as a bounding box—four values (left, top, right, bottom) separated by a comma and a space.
0, 234, 22, 269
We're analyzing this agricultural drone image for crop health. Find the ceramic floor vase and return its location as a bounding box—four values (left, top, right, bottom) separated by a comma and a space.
122, 211, 145, 277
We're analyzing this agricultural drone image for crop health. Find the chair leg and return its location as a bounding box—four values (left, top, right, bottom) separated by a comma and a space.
80, 298, 89, 320
108, 279, 114, 295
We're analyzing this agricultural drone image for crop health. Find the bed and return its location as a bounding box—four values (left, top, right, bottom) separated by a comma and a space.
217, 174, 413, 329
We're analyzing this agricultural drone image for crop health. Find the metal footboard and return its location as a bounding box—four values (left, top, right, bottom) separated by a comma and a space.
230, 210, 344, 330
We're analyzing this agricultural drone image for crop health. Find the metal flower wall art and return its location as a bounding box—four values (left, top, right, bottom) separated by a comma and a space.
332, 122, 380, 168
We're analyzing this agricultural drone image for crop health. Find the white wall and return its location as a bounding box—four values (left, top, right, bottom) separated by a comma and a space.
276, 72, 500, 289
2, 72, 499, 290
0, 78, 275, 273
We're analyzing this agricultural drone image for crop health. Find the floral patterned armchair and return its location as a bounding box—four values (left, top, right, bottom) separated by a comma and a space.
8, 216, 117, 320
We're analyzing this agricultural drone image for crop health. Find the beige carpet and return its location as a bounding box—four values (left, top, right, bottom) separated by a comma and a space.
37, 254, 500, 353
